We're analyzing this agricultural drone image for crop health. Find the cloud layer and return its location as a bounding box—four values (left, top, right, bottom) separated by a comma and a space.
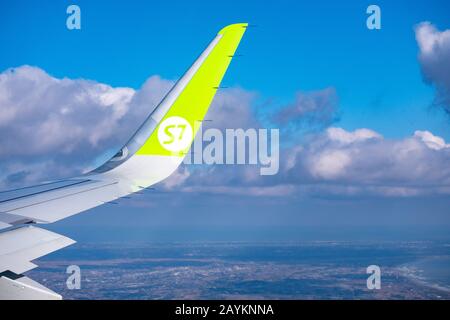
1, 65, 450, 198
415, 22, 450, 113
286, 128, 450, 196
0, 66, 172, 186
165, 127, 450, 197
0, 66, 260, 187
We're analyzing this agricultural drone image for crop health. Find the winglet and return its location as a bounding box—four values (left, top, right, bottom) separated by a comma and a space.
134, 22, 248, 157
218, 23, 248, 35
93, 23, 248, 175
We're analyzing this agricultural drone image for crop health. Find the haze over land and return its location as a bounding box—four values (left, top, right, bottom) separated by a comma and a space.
29, 240, 450, 300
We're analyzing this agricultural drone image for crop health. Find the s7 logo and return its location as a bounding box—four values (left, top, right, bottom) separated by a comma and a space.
157, 116, 193, 152
163, 124, 187, 144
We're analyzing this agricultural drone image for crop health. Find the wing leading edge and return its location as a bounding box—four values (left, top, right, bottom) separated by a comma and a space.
0, 23, 248, 299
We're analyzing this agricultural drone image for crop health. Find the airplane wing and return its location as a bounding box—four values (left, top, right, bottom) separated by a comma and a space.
0, 23, 248, 299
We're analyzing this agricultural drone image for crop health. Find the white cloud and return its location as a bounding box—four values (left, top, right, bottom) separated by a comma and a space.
326, 127, 382, 144
415, 22, 450, 112
0, 66, 135, 156
414, 130, 450, 150
309, 149, 351, 179
0, 66, 173, 187
1, 66, 449, 199
0, 66, 256, 188
415, 22, 450, 55
168, 127, 450, 198
286, 127, 450, 195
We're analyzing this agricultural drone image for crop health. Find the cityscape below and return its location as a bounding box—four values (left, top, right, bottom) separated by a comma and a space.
28, 240, 450, 299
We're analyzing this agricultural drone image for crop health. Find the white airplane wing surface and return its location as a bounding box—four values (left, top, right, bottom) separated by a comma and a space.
0, 23, 248, 299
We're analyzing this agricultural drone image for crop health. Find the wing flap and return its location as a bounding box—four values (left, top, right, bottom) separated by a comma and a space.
0, 225, 75, 274
0, 275, 62, 300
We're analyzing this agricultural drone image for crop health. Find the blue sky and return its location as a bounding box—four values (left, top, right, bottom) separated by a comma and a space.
1, 0, 449, 139
1, 0, 450, 241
